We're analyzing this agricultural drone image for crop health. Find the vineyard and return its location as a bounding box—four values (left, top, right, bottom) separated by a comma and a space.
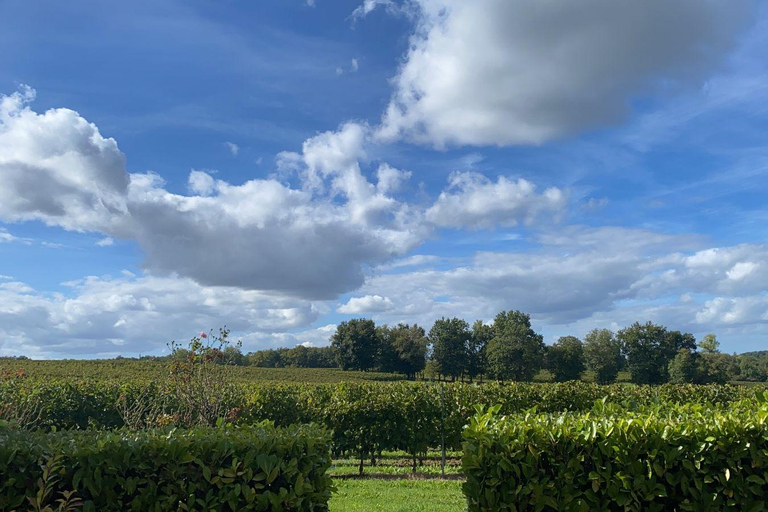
2, 357, 768, 510
0, 358, 407, 384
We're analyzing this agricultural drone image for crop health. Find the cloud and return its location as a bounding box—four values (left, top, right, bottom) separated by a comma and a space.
0, 228, 16, 243
188, 170, 216, 196
375, 163, 411, 194
350, 58, 359, 72
225, 141, 239, 156
0, 86, 132, 235
96, 237, 114, 247
353, 227, 703, 326
350, 0, 397, 21
582, 197, 609, 212
426, 172, 567, 229
338, 294, 395, 314
339, 228, 768, 351
0, 91, 432, 299
377, 0, 753, 147
0, 274, 326, 358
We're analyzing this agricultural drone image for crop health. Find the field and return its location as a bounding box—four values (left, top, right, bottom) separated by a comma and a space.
1, 358, 407, 383
1, 358, 767, 510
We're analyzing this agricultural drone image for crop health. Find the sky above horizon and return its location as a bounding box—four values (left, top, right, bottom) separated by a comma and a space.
1, 0, 768, 358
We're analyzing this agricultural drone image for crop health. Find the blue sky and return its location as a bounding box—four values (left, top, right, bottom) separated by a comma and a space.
1, 0, 768, 357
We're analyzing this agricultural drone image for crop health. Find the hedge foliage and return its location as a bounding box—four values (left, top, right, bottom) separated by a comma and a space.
0, 422, 333, 512
462, 398, 768, 511
3, 379, 763, 468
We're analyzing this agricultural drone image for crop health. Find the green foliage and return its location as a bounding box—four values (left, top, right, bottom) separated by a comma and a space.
428, 318, 471, 380
698, 334, 720, 355
0, 423, 334, 512
331, 319, 379, 371
583, 329, 622, 384
3, 376, 766, 470
167, 328, 245, 427
0, 358, 405, 384
467, 321, 492, 382
547, 336, 585, 382
696, 352, 733, 384
668, 349, 698, 384
0, 368, 42, 429
389, 324, 428, 379
463, 399, 768, 511
486, 311, 544, 382
738, 357, 768, 382
618, 322, 696, 384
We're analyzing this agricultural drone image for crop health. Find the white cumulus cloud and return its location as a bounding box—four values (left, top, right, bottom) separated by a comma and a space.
338, 294, 395, 314
377, 0, 753, 147
426, 172, 567, 229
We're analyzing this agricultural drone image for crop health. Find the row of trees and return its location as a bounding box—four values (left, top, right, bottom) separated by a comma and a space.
325, 313, 734, 385
174, 312, 754, 385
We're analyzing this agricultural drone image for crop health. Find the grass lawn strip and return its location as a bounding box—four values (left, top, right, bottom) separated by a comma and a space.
330, 479, 466, 512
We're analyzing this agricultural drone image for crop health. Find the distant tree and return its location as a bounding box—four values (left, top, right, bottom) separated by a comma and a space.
306, 346, 337, 368
283, 345, 311, 367
547, 336, 585, 382
695, 352, 733, 384
428, 318, 470, 381
668, 348, 697, 384
467, 321, 493, 381
247, 348, 287, 368
618, 322, 696, 384
390, 324, 428, 379
331, 319, 379, 371
737, 357, 767, 382
698, 334, 720, 354
485, 310, 544, 382
583, 328, 622, 384
223, 345, 247, 366
375, 325, 401, 373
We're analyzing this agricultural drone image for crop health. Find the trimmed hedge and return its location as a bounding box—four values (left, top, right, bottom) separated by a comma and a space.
2, 380, 763, 465
0, 423, 333, 511
462, 400, 768, 511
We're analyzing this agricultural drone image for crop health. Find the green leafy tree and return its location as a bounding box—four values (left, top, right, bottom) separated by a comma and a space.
375, 325, 400, 372
222, 345, 247, 366
698, 333, 720, 354
390, 324, 428, 379
583, 328, 622, 384
247, 348, 287, 367
696, 352, 733, 384
617, 322, 696, 384
428, 318, 470, 381
668, 348, 698, 384
331, 319, 379, 371
547, 336, 585, 382
737, 357, 767, 382
467, 320, 493, 381
486, 310, 545, 382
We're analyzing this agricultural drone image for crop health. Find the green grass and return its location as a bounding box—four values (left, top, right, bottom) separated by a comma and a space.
330, 479, 466, 512
329, 450, 463, 477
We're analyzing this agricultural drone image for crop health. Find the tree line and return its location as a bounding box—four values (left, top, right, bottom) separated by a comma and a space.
324, 313, 733, 385
150, 310, 764, 385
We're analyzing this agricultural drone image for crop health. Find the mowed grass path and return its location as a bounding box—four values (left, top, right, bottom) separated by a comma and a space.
331, 479, 466, 512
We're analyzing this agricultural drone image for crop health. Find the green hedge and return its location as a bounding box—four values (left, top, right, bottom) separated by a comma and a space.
2, 380, 763, 466
0, 423, 333, 512
462, 400, 768, 511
